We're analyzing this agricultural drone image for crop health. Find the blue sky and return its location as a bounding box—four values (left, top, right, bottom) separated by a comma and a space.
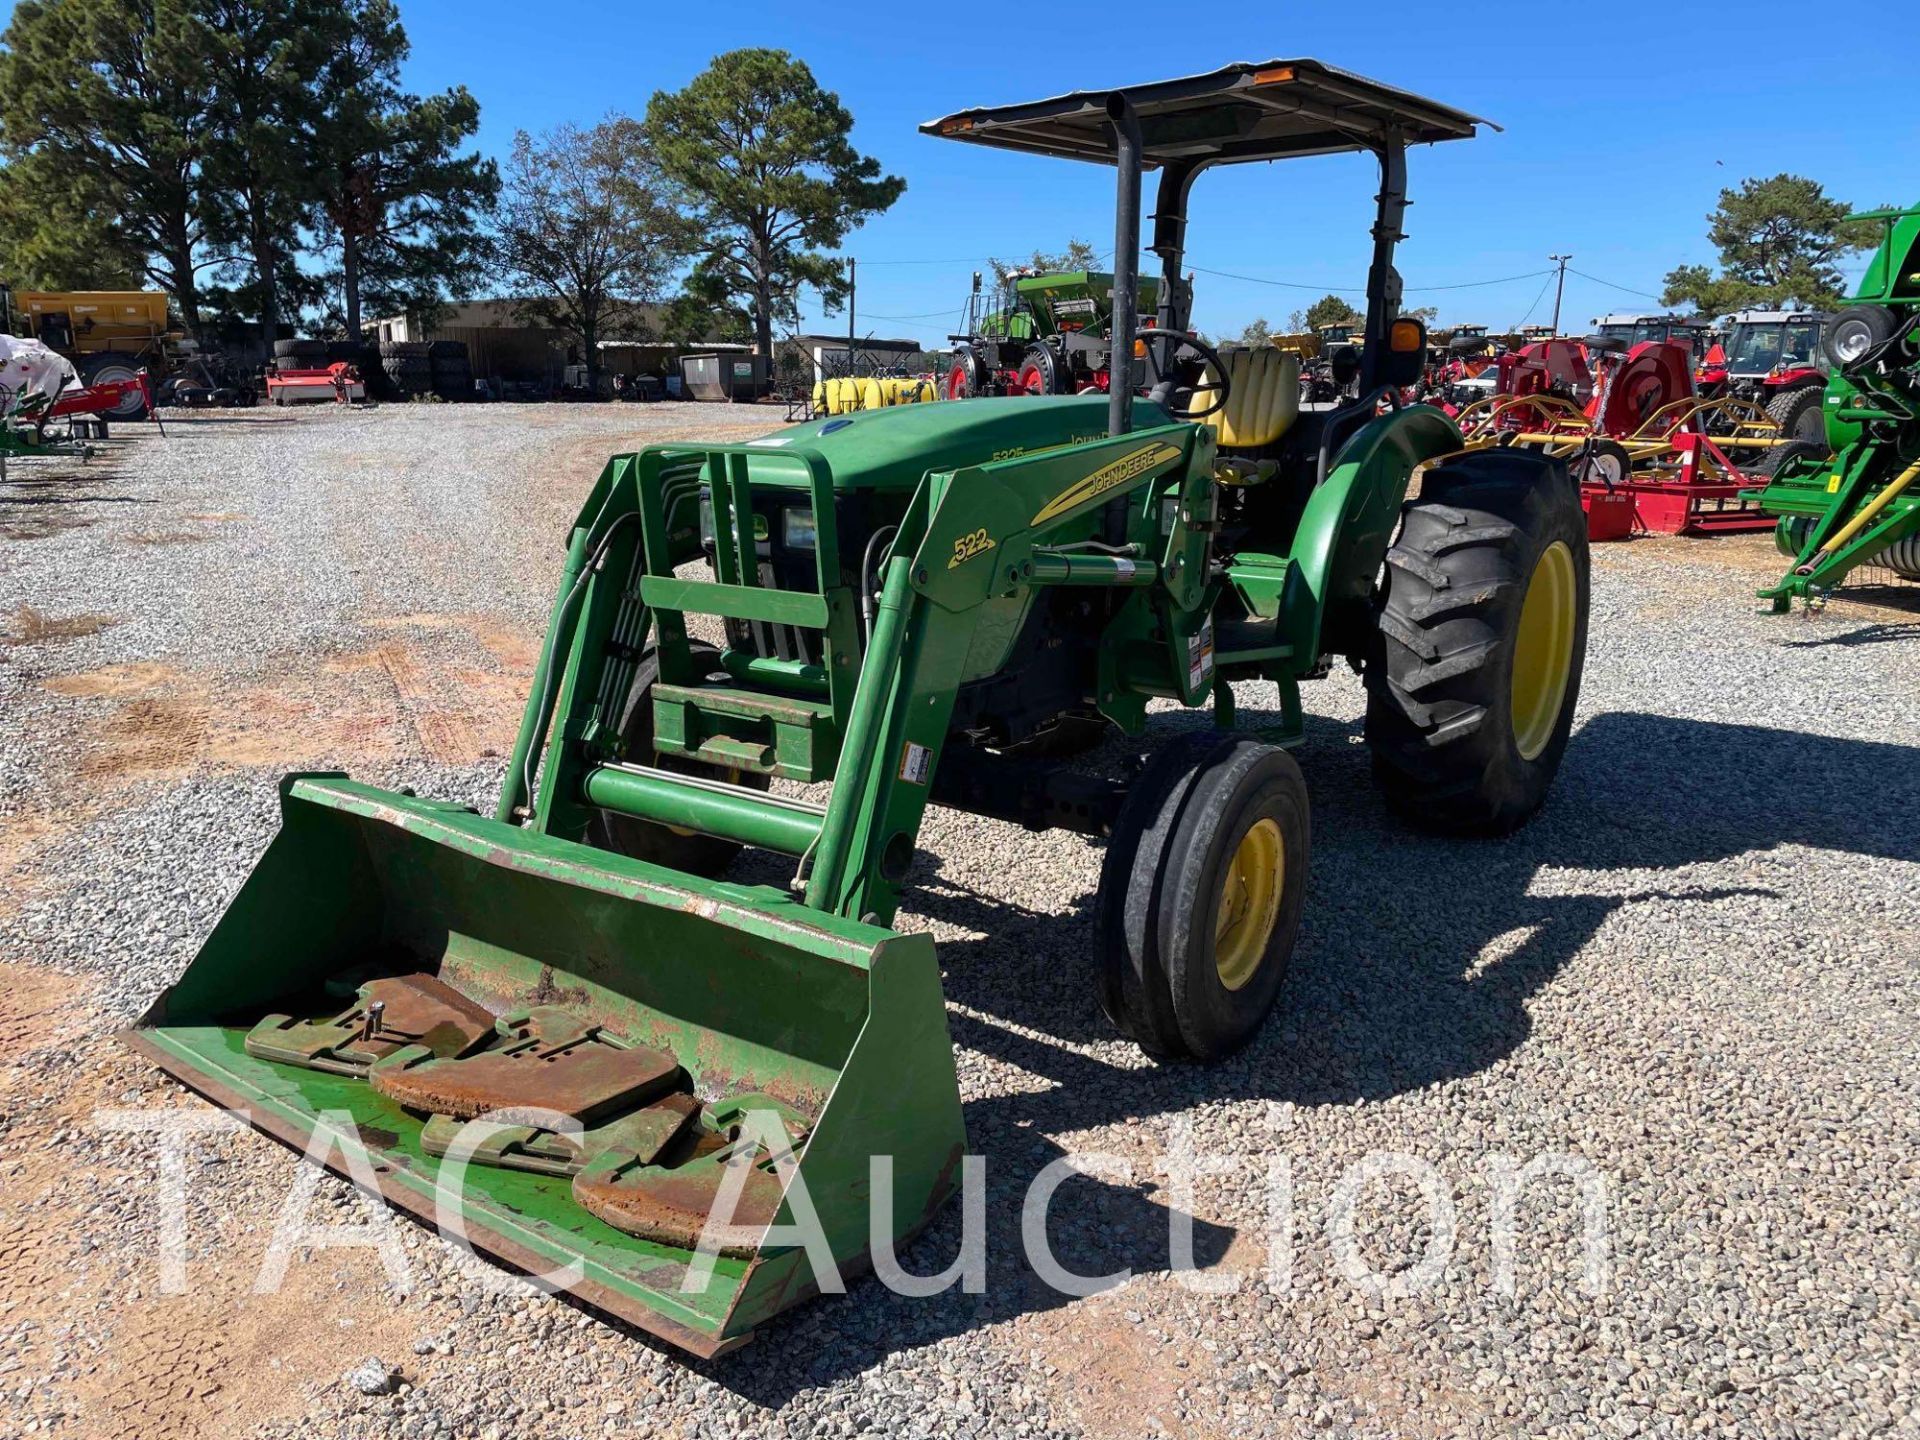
12, 2, 1918, 341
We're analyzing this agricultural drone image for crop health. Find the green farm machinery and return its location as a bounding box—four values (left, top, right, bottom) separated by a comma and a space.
131, 61, 1591, 1354
946, 266, 1163, 398
1748, 204, 1920, 609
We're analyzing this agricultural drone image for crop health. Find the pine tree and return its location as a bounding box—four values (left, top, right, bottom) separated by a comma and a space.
646, 50, 903, 372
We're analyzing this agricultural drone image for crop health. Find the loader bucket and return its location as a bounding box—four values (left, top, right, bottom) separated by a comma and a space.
127, 775, 966, 1356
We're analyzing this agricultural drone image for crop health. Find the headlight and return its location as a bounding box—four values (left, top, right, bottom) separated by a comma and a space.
782, 506, 817, 550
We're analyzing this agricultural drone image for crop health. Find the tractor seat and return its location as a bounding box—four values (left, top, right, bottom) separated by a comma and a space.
1202, 347, 1300, 449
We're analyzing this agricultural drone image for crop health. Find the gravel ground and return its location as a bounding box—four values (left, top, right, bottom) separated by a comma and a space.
1, 403, 1915, 1440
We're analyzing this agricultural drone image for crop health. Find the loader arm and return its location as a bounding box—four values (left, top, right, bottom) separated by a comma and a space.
504, 423, 1213, 930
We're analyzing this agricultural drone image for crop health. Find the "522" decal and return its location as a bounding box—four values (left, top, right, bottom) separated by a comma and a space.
948, 527, 997, 569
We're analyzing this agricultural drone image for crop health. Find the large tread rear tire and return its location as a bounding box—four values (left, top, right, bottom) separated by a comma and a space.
1757, 437, 1828, 479
1764, 386, 1826, 445
1365, 449, 1589, 835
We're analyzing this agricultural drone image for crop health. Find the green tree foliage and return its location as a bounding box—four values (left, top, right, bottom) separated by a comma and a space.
495, 117, 691, 389
199, 0, 329, 343
0, 0, 498, 346
1305, 294, 1363, 329
1237, 317, 1273, 346
1659, 264, 1763, 318
990, 239, 1099, 282
305, 0, 497, 339
1662, 174, 1872, 314
0, 155, 145, 291
655, 267, 754, 347
646, 49, 904, 369
0, 0, 220, 338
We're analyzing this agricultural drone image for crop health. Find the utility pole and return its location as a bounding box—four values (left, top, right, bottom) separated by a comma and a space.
1548, 254, 1572, 335
846, 257, 856, 382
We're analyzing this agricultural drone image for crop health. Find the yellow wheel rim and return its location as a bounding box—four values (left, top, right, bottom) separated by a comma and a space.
1510, 540, 1577, 762
1214, 817, 1284, 991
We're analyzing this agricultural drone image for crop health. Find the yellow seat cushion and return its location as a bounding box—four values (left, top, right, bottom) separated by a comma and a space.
1203, 348, 1301, 449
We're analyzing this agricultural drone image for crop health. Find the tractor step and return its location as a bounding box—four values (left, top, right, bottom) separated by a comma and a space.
652, 681, 837, 780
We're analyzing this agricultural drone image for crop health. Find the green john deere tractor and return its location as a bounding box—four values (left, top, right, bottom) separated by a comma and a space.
130, 61, 1590, 1355
1748, 204, 1920, 609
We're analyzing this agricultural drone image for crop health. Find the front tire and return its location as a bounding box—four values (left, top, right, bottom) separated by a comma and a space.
1366, 449, 1590, 834
1096, 735, 1310, 1060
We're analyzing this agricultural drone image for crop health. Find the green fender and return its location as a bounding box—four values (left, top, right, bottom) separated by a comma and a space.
1278, 405, 1464, 665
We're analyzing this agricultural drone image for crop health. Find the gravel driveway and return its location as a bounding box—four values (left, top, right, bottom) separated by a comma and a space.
1, 404, 1915, 1440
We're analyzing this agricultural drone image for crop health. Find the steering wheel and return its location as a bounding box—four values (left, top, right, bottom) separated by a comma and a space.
1142, 328, 1232, 420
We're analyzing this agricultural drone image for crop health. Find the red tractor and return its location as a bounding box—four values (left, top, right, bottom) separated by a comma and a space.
1693, 308, 1829, 441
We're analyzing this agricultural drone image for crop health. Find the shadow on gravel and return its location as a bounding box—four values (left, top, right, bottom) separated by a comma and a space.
661, 709, 1920, 1388
1778, 620, 1920, 648
592, 1125, 1240, 1403
362, 711, 1920, 1390
927, 710, 1920, 1131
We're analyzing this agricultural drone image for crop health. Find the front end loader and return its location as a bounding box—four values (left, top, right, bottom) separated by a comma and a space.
131, 60, 1591, 1355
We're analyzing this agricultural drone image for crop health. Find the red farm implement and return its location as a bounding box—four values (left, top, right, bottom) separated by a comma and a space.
1456, 338, 1796, 536
47, 371, 156, 437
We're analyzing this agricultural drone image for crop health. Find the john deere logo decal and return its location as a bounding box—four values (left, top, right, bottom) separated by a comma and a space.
948, 527, 996, 568
1031, 443, 1181, 526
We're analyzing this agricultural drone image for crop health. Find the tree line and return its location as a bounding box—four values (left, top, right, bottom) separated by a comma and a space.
0, 3, 902, 381
1224, 171, 1876, 348
0, 0, 493, 345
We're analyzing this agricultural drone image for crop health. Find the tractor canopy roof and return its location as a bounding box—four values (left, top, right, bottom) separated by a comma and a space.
1727, 309, 1830, 324
920, 60, 1487, 167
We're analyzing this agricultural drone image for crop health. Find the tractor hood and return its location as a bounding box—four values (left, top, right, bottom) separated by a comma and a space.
577, 396, 1181, 523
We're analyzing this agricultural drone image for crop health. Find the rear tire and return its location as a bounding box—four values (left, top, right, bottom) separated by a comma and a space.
585, 642, 770, 878
1366, 449, 1590, 835
1757, 436, 1828, 479
1095, 734, 1310, 1060
1016, 344, 1061, 396
1764, 386, 1826, 444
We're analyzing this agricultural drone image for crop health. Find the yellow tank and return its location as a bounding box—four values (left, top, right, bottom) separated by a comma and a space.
13, 291, 177, 354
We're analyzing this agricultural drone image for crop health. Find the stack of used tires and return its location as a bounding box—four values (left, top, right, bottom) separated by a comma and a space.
428, 340, 472, 401
273, 338, 330, 368
379, 341, 433, 399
